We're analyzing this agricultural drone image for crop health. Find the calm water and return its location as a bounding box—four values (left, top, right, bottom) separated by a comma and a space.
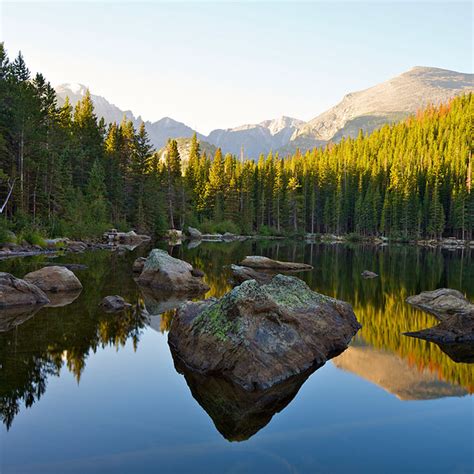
0, 241, 472, 474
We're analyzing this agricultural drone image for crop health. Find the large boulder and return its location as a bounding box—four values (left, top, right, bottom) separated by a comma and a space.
0, 272, 50, 308
24, 266, 82, 293
168, 275, 360, 391
239, 256, 313, 271
406, 288, 473, 319
137, 249, 209, 294
187, 226, 202, 240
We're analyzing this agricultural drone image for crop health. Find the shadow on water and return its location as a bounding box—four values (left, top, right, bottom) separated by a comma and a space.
0, 241, 472, 433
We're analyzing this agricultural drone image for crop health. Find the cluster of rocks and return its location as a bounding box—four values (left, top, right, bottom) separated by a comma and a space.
416, 238, 474, 250
103, 229, 151, 246
405, 288, 474, 362
0, 266, 83, 325
187, 227, 248, 243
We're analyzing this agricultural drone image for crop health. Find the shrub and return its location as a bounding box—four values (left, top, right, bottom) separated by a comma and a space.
19, 229, 47, 247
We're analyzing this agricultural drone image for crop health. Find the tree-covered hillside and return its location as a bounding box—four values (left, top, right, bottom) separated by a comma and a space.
0, 44, 472, 240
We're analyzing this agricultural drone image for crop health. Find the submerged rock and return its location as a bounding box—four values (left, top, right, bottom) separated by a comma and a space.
406, 288, 474, 319
0, 272, 50, 308
168, 275, 360, 391
100, 295, 132, 312
230, 264, 273, 285
45, 289, 82, 308
239, 256, 313, 271
361, 270, 378, 279
24, 266, 83, 293
137, 249, 209, 294
0, 305, 43, 332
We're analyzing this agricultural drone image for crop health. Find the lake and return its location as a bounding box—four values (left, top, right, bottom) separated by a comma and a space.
0, 240, 472, 473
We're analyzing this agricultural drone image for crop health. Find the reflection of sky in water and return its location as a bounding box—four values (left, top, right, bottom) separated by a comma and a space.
0, 242, 472, 473
2, 330, 472, 474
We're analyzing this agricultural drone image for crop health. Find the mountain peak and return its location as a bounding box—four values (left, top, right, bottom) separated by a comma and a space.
57, 83, 88, 96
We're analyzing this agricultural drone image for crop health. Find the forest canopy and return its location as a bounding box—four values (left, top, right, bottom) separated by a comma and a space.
0, 43, 472, 241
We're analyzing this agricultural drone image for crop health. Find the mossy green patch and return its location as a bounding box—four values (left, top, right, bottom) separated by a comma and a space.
193, 300, 237, 342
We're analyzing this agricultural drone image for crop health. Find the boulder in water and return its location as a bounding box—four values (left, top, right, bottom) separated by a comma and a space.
100, 295, 132, 312
0, 272, 50, 308
239, 256, 313, 271
137, 249, 209, 294
168, 275, 360, 391
24, 266, 82, 293
187, 226, 202, 240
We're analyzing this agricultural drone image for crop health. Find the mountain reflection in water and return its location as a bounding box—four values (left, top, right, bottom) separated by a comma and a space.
0, 241, 472, 435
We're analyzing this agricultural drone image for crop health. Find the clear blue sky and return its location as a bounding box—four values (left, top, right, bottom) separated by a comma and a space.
1, 1, 472, 134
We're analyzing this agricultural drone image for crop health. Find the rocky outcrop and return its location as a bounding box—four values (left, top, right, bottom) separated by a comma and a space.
104, 229, 151, 246
361, 270, 378, 279
24, 266, 83, 293
132, 257, 146, 273
230, 264, 272, 285
406, 288, 474, 318
137, 249, 209, 294
187, 226, 202, 240
168, 275, 360, 391
100, 295, 132, 312
239, 256, 313, 271
0, 272, 50, 308
405, 288, 474, 359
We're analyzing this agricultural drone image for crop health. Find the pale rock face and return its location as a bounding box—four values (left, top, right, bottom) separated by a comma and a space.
24, 266, 83, 293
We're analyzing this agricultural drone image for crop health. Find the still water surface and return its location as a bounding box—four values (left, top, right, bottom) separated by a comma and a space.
0, 241, 472, 473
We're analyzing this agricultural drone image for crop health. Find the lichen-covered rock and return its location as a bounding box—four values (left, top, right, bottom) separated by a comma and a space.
0, 272, 50, 308
132, 257, 146, 273
240, 256, 313, 271
406, 288, 473, 319
137, 249, 209, 294
24, 266, 82, 293
168, 275, 360, 390
100, 295, 132, 312
361, 270, 378, 279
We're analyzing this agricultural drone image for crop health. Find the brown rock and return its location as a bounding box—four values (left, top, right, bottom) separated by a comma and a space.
0, 272, 50, 308
137, 249, 209, 295
24, 266, 82, 293
168, 275, 360, 391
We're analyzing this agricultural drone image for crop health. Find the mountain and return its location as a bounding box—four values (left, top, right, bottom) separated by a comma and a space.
287, 67, 473, 152
56, 67, 473, 158
156, 137, 217, 167
207, 116, 304, 157
55, 84, 204, 149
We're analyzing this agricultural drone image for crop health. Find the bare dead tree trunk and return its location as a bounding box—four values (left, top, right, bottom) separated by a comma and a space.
0, 179, 16, 214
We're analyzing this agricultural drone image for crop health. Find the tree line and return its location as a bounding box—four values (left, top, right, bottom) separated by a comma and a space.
0, 43, 472, 241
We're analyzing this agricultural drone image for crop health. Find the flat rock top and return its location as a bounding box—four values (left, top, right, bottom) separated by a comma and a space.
143, 249, 193, 273
240, 256, 313, 270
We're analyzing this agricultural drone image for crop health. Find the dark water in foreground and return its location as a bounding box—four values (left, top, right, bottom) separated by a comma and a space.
0, 240, 472, 474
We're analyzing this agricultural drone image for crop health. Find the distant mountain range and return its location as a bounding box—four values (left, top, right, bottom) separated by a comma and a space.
55, 66, 473, 159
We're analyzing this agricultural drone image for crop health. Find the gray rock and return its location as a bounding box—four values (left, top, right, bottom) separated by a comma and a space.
0, 272, 50, 308
230, 264, 273, 285
361, 270, 378, 279
132, 257, 146, 273
187, 226, 202, 240
240, 255, 313, 271
137, 249, 209, 295
100, 295, 132, 312
406, 288, 474, 319
168, 275, 361, 391
24, 266, 83, 293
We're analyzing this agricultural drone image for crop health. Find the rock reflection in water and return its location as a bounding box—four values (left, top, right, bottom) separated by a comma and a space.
0, 305, 43, 332
172, 352, 320, 441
